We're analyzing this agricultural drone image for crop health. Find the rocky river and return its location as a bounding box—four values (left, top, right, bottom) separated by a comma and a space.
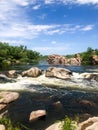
0, 64, 98, 130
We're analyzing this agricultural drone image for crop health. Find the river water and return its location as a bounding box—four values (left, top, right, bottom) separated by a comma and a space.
0, 62, 98, 130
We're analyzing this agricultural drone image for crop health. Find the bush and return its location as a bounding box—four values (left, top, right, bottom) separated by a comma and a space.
62, 116, 78, 130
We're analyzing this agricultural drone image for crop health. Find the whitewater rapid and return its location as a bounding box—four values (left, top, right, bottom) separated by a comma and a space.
0, 72, 98, 92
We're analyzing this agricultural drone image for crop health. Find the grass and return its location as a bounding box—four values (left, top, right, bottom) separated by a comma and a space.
0, 117, 30, 130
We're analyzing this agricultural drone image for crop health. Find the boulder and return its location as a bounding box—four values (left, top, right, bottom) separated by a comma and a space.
80, 73, 98, 81
47, 54, 82, 65
45, 122, 62, 130
78, 117, 98, 130
7, 70, 18, 78
29, 110, 46, 122
0, 125, 6, 130
22, 67, 42, 77
0, 92, 19, 104
47, 54, 66, 65
53, 101, 63, 111
0, 104, 7, 110
45, 67, 72, 79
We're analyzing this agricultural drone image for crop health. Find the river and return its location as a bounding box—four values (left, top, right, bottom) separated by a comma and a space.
0, 62, 98, 130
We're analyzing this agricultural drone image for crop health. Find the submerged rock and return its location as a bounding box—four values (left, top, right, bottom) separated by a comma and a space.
45, 67, 72, 79
22, 67, 42, 77
29, 110, 46, 122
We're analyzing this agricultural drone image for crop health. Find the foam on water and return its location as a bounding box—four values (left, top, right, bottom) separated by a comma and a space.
0, 72, 98, 91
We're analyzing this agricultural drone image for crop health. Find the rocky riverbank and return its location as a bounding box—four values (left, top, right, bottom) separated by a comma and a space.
0, 66, 98, 130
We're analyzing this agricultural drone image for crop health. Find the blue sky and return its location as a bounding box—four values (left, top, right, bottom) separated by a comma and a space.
0, 0, 98, 55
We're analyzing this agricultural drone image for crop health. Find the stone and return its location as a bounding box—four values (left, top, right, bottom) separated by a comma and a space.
47, 54, 81, 65
78, 117, 98, 130
45, 67, 72, 79
22, 67, 42, 77
0, 125, 6, 130
29, 110, 46, 122
45, 122, 62, 130
53, 101, 63, 111
7, 70, 18, 78
0, 92, 19, 104
80, 73, 98, 81
0, 104, 7, 110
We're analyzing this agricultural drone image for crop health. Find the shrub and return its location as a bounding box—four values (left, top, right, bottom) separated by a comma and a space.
62, 116, 78, 130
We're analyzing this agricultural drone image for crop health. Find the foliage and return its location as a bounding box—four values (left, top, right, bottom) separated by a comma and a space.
0, 42, 42, 68
62, 116, 78, 130
0, 117, 30, 130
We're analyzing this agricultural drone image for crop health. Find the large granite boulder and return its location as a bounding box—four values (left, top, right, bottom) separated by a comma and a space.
47, 54, 66, 65
47, 54, 82, 65
0, 91, 19, 104
29, 110, 46, 122
45, 67, 72, 79
78, 117, 98, 130
21, 67, 42, 77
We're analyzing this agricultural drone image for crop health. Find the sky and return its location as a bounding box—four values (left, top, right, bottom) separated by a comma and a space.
0, 0, 98, 55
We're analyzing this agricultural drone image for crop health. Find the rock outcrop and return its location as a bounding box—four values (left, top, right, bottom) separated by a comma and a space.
45, 67, 72, 79
47, 54, 82, 66
22, 67, 42, 77
29, 110, 46, 122
47, 54, 66, 65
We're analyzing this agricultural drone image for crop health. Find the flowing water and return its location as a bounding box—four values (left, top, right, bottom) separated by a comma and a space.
0, 62, 98, 130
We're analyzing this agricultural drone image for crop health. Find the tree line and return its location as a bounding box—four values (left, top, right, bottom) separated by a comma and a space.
0, 42, 42, 68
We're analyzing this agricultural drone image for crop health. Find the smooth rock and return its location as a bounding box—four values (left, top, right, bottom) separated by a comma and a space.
45, 67, 72, 79
45, 122, 62, 130
78, 117, 98, 130
0, 92, 19, 104
22, 67, 42, 77
29, 110, 46, 122
0, 124, 6, 130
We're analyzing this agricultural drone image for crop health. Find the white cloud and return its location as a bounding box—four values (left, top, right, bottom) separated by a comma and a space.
32, 46, 68, 54
45, 0, 55, 4
32, 4, 41, 10
44, 0, 98, 5
81, 25, 94, 31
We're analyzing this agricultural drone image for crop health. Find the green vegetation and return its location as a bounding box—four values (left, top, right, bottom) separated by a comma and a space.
62, 116, 78, 130
0, 117, 29, 130
0, 42, 42, 68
